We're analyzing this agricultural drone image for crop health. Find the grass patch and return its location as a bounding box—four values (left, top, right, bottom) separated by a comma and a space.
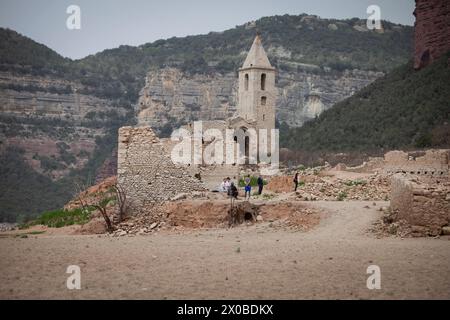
21, 207, 94, 229
27, 231, 46, 235
13, 231, 46, 238
262, 193, 276, 200
337, 191, 348, 201
344, 179, 367, 186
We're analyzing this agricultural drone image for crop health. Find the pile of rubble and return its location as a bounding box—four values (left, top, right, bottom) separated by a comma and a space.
0, 223, 17, 232
267, 174, 391, 201
297, 175, 390, 201
109, 197, 323, 236
111, 203, 167, 236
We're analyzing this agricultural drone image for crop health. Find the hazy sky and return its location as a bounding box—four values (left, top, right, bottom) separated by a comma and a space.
0, 0, 415, 60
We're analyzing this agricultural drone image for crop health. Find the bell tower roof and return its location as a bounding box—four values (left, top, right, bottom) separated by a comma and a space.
241, 34, 274, 70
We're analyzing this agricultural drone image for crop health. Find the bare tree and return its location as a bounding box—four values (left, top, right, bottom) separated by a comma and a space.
91, 190, 115, 233
74, 181, 90, 214
74, 180, 115, 233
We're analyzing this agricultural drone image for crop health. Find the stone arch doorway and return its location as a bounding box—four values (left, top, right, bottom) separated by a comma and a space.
244, 135, 250, 164
234, 126, 250, 165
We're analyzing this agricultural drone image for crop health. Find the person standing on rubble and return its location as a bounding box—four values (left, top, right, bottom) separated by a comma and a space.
293, 172, 299, 192
230, 182, 238, 199
257, 175, 264, 195
225, 177, 231, 195
244, 175, 252, 200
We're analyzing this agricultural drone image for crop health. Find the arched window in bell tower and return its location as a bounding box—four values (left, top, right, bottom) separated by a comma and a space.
245, 74, 249, 91
261, 73, 266, 91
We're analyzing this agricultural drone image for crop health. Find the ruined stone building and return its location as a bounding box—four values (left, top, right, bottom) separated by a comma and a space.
118, 35, 279, 207
385, 150, 450, 236
383, 150, 449, 176
414, 0, 450, 69
387, 0, 450, 235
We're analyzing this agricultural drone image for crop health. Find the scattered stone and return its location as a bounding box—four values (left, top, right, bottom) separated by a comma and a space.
150, 222, 158, 230
171, 193, 188, 201
0, 223, 18, 232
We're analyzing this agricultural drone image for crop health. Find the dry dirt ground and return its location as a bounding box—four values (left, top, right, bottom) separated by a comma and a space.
0, 200, 449, 299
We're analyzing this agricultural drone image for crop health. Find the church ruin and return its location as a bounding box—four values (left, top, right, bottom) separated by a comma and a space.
118, 35, 279, 210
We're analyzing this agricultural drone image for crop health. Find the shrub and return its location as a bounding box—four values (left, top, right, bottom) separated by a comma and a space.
344, 179, 367, 186
337, 191, 347, 201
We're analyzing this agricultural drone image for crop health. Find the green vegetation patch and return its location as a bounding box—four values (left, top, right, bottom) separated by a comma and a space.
238, 176, 268, 187
344, 179, 367, 186
337, 191, 348, 201
281, 52, 450, 152
23, 207, 94, 229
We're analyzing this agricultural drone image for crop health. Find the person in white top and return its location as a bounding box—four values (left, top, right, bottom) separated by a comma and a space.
224, 177, 231, 194
220, 179, 227, 192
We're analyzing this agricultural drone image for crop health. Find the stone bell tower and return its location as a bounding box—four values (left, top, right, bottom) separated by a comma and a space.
237, 34, 276, 132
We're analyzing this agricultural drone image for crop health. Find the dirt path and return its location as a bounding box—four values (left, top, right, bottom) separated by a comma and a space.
304, 201, 383, 239
1, 200, 449, 299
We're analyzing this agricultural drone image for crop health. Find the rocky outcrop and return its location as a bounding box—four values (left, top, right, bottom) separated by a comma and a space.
413, 0, 450, 69
0, 71, 128, 180
137, 67, 382, 129
137, 68, 237, 129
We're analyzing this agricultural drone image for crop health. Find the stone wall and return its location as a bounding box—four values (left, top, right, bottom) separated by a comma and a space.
390, 174, 450, 236
117, 126, 205, 213
384, 149, 449, 175
414, 0, 450, 69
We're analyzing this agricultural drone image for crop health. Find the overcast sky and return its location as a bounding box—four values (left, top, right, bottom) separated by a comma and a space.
0, 0, 415, 60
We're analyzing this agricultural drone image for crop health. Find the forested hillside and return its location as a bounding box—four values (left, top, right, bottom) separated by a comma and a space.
281, 52, 450, 151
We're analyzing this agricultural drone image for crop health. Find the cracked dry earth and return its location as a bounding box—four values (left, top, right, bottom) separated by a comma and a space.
0, 200, 449, 299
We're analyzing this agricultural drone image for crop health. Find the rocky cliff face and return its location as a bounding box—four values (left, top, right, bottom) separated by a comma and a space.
137, 68, 237, 130
0, 71, 129, 181
137, 66, 382, 130
414, 0, 450, 69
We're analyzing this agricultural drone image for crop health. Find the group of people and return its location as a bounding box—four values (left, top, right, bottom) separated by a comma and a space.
219, 172, 302, 200
220, 177, 239, 199
219, 175, 265, 200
